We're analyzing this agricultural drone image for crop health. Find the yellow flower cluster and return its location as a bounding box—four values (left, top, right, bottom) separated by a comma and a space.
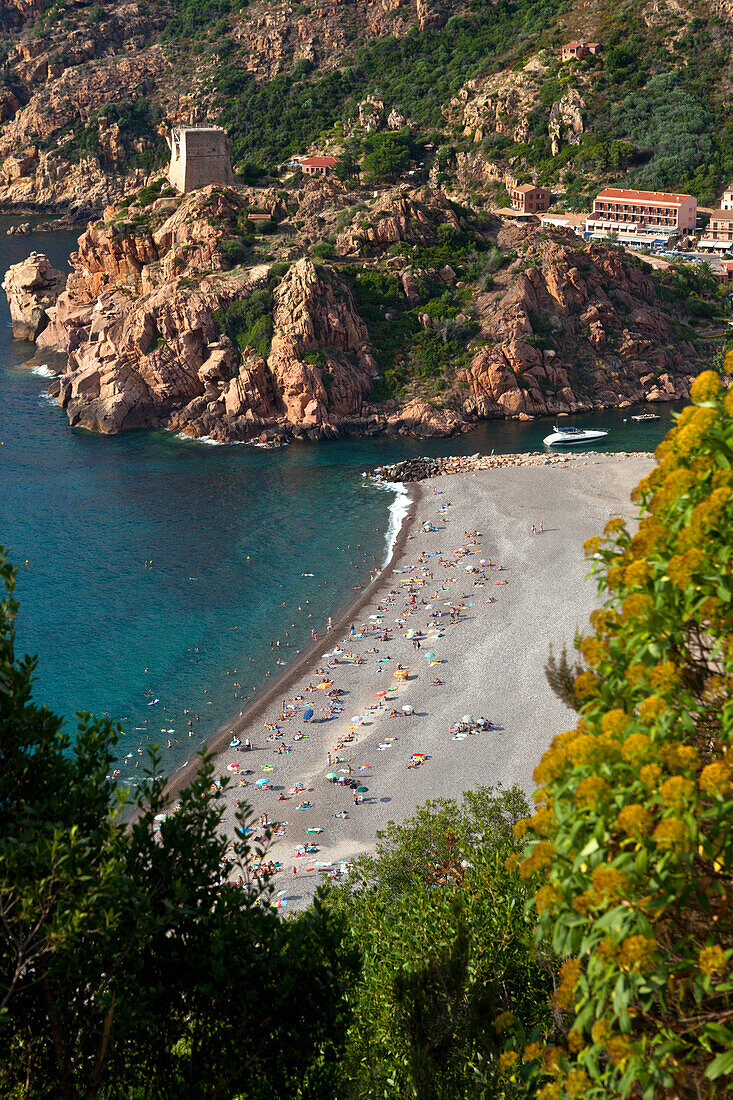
519, 840, 554, 879
640, 763, 662, 789
534, 884, 563, 914
530, 803, 556, 835
591, 1020, 611, 1045
667, 548, 706, 589
565, 1068, 591, 1097
537, 1085, 561, 1100
659, 743, 699, 772
523, 1041, 543, 1062
574, 776, 609, 808
574, 671, 600, 699
638, 695, 667, 724
555, 958, 580, 1010
595, 938, 618, 963
659, 775, 696, 808
601, 708, 629, 738
604, 516, 627, 537
615, 803, 653, 837
621, 732, 653, 763
678, 487, 732, 551
499, 1050, 518, 1072
699, 761, 731, 797
650, 661, 680, 693
690, 370, 722, 403
699, 944, 727, 976
629, 519, 664, 558
493, 1011, 515, 1033
567, 1028, 585, 1053
623, 559, 651, 587
621, 593, 653, 622
617, 934, 657, 972
591, 865, 629, 904
606, 1036, 633, 1067
650, 467, 696, 513
542, 1046, 564, 1075
672, 407, 719, 458
579, 636, 608, 667
653, 817, 689, 851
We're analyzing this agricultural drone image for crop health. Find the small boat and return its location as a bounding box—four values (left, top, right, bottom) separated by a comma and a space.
543, 425, 609, 447
630, 412, 660, 422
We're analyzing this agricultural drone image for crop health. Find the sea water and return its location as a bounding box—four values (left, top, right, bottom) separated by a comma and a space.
0, 223, 678, 780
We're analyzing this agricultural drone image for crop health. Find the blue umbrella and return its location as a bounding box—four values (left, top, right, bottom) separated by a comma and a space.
255, 777, 269, 787
303, 707, 314, 721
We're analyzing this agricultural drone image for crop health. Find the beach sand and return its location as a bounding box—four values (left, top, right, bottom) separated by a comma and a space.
208, 453, 652, 909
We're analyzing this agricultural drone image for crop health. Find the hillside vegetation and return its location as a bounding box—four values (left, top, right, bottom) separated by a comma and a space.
0, 0, 732, 209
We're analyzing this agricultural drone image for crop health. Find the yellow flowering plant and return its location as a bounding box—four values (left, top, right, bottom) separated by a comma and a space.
511, 376, 733, 1098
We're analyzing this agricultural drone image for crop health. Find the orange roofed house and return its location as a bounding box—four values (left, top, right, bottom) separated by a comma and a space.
511, 184, 551, 214
585, 187, 697, 247
299, 156, 340, 178
561, 41, 601, 62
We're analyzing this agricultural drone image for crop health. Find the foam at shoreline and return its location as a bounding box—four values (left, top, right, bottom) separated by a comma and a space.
373, 479, 411, 568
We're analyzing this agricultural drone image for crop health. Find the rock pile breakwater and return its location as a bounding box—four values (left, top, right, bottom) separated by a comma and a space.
372, 450, 654, 482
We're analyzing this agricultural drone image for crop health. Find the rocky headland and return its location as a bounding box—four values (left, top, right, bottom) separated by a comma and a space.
3, 181, 718, 443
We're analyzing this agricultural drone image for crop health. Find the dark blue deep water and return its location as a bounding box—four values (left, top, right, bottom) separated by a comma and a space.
0, 222, 678, 779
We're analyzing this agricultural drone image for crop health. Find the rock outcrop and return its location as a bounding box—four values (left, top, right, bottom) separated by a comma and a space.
2, 251, 65, 339
17, 184, 715, 445
457, 226, 699, 419
334, 187, 464, 257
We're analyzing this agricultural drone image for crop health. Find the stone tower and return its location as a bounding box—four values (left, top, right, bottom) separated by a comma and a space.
167, 126, 235, 193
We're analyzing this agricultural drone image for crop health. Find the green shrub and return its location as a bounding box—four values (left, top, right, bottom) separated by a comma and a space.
511, 374, 733, 1096
312, 241, 334, 259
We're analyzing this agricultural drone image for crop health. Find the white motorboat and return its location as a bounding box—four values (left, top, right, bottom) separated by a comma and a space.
630, 412, 660, 422
543, 424, 609, 447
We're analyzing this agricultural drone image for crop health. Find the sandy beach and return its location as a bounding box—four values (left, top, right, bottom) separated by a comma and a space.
203, 453, 652, 910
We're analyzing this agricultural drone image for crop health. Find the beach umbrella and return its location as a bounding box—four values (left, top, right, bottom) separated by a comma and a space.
402, 704, 414, 715
255, 778, 269, 787
355, 785, 368, 793
229, 738, 241, 748
303, 707, 314, 721
425, 651, 436, 660
325, 772, 337, 779
375, 691, 387, 698
227, 763, 239, 772
463, 714, 474, 724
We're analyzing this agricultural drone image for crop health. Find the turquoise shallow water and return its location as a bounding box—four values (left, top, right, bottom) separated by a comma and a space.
0, 223, 679, 780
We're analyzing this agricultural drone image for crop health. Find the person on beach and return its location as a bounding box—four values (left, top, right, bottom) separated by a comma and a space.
531, 524, 536, 534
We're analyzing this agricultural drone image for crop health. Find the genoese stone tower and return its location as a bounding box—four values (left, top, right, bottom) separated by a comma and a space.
167, 126, 234, 193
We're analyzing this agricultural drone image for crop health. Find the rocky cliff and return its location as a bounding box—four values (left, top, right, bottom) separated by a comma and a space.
2, 250, 64, 338
6, 183, 718, 444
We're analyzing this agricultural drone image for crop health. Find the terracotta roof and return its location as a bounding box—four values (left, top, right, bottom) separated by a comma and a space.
565, 40, 600, 48
710, 208, 733, 220
300, 156, 339, 167
513, 183, 547, 194
541, 212, 587, 224
595, 187, 694, 206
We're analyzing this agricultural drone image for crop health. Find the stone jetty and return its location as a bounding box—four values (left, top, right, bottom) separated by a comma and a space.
372, 450, 654, 482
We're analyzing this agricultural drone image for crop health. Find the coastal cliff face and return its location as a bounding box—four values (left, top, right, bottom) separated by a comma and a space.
11, 182, 716, 443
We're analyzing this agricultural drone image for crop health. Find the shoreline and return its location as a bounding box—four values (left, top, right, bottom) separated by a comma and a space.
203, 451, 654, 909
158, 448, 654, 810
161, 481, 422, 803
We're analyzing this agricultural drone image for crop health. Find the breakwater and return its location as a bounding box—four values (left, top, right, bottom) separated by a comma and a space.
373, 450, 655, 482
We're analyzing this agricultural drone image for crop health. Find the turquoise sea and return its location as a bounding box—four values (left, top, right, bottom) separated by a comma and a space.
0, 222, 679, 780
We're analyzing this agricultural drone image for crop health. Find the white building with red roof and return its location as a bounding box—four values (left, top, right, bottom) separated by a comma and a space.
585, 187, 697, 246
